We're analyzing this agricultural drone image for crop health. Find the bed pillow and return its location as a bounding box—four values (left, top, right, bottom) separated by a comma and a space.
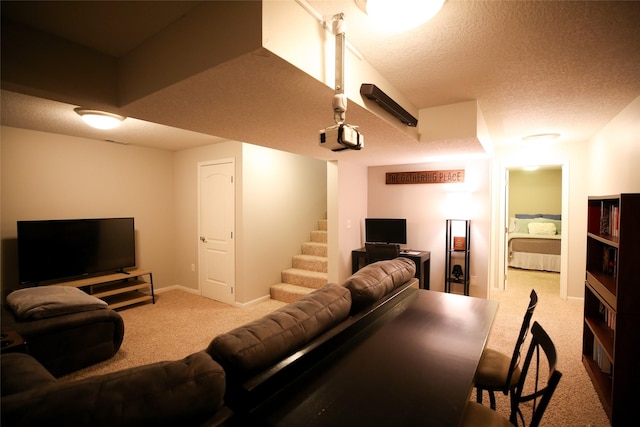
533, 217, 562, 234
528, 221, 557, 235
513, 218, 534, 233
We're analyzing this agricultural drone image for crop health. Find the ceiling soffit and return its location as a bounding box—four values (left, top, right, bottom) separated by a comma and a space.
1, 0, 489, 163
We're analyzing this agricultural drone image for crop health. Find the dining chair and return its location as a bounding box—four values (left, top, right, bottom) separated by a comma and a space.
364, 242, 400, 264
462, 321, 562, 427
475, 289, 538, 409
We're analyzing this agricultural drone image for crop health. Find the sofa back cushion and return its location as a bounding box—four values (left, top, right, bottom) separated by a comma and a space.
342, 257, 416, 314
207, 284, 351, 377
1, 351, 226, 427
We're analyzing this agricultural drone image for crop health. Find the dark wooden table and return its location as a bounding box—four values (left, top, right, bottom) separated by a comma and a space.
251, 290, 498, 426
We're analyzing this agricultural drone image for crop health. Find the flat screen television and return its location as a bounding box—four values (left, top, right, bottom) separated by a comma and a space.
365, 218, 407, 244
17, 218, 136, 284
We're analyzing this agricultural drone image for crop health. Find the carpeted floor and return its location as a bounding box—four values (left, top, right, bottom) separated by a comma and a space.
62, 270, 611, 426
62, 290, 287, 381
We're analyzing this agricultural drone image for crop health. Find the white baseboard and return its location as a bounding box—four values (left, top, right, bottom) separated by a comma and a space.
154, 284, 200, 295
234, 294, 271, 308
153, 285, 271, 308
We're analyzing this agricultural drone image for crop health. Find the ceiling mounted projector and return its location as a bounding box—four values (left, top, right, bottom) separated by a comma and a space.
360, 84, 418, 127
319, 13, 363, 152
320, 123, 364, 152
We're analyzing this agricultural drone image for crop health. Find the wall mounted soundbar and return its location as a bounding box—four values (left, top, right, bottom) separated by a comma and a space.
360, 83, 418, 127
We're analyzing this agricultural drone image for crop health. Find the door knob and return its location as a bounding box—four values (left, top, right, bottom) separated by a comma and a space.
200, 236, 206, 242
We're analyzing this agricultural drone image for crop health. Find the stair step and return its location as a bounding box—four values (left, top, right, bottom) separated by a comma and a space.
292, 254, 327, 273
302, 241, 327, 257
281, 268, 328, 289
269, 219, 330, 304
270, 283, 315, 303
310, 230, 327, 243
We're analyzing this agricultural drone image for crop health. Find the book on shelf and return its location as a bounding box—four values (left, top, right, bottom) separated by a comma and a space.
598, 202, 620, 237
600, 204, 610, 235
598, 302, 616, 330
592, 340, 613, 375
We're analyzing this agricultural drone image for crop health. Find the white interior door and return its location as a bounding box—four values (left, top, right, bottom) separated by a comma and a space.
199, 160, 235, 305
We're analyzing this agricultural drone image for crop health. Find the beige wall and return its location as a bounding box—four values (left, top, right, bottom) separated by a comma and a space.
508, 168, 562, 219
367, 158, 492, 298
239, 143, 327, 303
587, 95, 640, 195
172, 141, 327, 304
329, 161, 368, 283
2, 98, 636, 303
2, 128, 328, 304
1, 126, 175, 293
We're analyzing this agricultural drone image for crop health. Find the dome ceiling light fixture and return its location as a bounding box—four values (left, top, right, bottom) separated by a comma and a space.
521, 133, 561, 143
355, 0, 446, 32
74, 108, 126, 130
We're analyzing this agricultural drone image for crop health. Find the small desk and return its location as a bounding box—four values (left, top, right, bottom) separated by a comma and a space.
352, 248, 430, 289
252, 290, 498, 426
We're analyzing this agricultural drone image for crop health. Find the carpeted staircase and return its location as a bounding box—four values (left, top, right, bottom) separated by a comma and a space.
270, 219, 328, 303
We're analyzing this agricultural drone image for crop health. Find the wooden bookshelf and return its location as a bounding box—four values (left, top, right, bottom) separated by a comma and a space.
582, 194, 640, 426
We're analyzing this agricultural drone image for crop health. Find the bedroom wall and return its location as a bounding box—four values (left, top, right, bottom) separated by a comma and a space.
508, 168, 562, 219
0, 126, 175, 295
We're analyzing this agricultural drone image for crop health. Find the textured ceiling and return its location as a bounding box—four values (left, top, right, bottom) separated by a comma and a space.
1, 1, 639, 166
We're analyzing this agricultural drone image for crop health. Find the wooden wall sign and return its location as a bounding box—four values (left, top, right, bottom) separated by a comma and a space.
386, 170, 465, 185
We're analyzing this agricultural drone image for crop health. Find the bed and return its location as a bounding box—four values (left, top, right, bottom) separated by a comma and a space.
508, 214, 562, 272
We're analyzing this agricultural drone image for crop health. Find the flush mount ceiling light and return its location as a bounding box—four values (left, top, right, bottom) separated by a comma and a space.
74, 108, 125, 130
355, 0, 446, 32
521, 133, 560, 143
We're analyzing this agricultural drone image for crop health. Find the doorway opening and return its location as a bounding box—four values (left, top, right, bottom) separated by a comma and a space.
493, 161, 569, 300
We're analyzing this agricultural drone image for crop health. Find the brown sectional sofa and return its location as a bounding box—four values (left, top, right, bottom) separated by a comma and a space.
1, 351, 227, 427
0, 258, 417, 426
1, 298, 124, 377
208, 257, 418, 418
